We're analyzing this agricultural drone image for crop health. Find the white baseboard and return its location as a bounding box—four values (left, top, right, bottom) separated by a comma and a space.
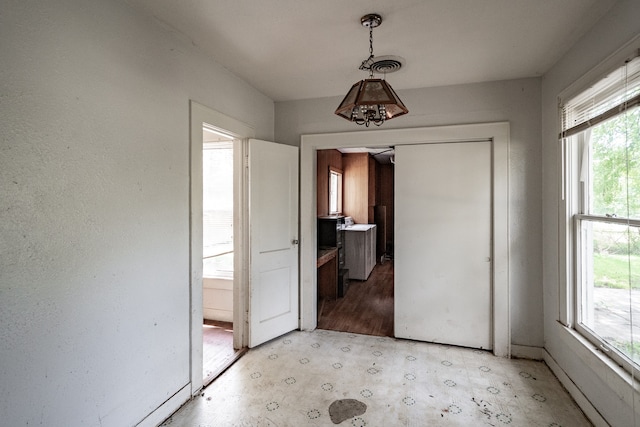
543, 350, 609, 427
136, 383, 191, 427
203, 308, 233, 322
510, 344, 543, 360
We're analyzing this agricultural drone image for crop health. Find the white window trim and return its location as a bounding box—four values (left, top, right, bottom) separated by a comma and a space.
557, 36, 640, 376
328, 167, 343, 215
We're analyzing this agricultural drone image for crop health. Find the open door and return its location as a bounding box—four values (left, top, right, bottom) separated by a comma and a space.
248, 139, 299, 348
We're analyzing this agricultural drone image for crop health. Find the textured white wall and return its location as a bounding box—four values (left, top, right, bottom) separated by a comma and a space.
276, 78, 544, 349
541, 1, 640, 425
0, 1, 273, 426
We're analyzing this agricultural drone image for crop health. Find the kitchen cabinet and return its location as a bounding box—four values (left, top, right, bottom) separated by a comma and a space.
317, 216, 349, 297
344, 224, 376, 280
317, 247, 338, 301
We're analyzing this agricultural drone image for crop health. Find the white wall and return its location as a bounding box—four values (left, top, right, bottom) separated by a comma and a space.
276, 78, 544, 349
203, 278, 233, 322
541, 1, 640, 425
0, 1, 273, 426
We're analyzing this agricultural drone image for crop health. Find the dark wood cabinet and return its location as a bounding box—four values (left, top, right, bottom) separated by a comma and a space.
318, 216, 349, 297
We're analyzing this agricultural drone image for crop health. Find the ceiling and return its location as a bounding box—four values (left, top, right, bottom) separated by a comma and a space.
125, 0, 616, 102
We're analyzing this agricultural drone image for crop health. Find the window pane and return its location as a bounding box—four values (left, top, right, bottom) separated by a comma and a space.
589, 107, 640, 218
203, 252, 233, 279
579, 220, 640, 363
329, 170, 341, 214
203, 144, 233, 278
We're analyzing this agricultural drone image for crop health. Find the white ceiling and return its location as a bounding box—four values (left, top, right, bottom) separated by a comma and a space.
125, 0, 617, 102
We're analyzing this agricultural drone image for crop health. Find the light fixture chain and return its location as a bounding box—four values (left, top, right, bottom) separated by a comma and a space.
368, 25, 374, 78
369, 25, 374, 57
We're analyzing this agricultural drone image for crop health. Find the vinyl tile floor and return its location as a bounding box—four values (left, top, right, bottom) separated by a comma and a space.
161, 329, 592, 427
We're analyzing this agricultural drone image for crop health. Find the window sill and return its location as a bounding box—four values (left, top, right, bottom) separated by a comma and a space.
553, 320, 638, 395
203, 276, 233, 291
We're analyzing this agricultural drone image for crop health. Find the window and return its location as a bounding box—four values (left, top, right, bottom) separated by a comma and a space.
203, 140, 234, 278
561, 52, 640, 371
329, 167, 343, 215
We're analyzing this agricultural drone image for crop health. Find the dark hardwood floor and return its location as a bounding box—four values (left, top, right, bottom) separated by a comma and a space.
202, 320, 245, 386
317, 260, 394, 337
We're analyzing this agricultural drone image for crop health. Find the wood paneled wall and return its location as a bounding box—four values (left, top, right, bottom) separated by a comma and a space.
343, 153, 370, 224
317, 151, 393, 252
367, 157, 377, 223
316, 149, 343, 216
378, 164, 394, 250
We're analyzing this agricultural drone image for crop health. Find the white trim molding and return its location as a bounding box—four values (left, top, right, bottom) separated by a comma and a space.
189, 101, 254, 395
136, 383, 191, 427
544, 349, 609, 427
511, 345, 544, 360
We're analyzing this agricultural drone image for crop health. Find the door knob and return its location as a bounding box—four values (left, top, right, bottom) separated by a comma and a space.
292, 239, 299, 245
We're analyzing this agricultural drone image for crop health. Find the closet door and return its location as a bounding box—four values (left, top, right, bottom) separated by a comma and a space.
394, 141, 492, 349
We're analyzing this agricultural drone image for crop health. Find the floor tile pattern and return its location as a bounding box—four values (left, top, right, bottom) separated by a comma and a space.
162, 330, 592, 426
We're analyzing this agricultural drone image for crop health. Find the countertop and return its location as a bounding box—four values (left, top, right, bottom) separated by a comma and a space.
317, 247, 337, 267
343, 224, 376, 232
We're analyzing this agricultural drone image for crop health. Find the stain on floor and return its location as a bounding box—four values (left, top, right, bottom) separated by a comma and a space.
328, 399, 367, 424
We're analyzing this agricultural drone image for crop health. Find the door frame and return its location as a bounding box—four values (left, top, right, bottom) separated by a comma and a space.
189, 101, 255, 395
300, 122, 511, 357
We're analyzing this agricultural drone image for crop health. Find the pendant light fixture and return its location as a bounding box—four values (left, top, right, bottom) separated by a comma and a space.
335, 13, 408, 127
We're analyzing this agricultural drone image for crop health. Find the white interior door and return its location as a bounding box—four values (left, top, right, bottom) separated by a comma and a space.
395, 141, 492, 349
248, 139, 299, 348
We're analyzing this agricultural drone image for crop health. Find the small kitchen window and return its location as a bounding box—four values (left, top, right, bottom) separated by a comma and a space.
329, 167, 343, 215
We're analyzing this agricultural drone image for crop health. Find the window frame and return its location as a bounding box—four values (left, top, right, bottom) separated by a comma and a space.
564, 124, 640, 377
559, 45, 640, 376
573, 215, 640, 376
328, 166, 343, 215
202, 140, 235, 279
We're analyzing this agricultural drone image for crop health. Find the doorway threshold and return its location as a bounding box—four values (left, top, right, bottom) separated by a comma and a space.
203, 320, 247, 387
203, 347, 248, 388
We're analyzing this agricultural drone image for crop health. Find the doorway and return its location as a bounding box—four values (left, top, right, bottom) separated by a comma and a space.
201, 131, 244, 386
315, 148, 395, 337
189, 101, 255, 394
300, 122, 511, 357
189, 101, 300, 394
